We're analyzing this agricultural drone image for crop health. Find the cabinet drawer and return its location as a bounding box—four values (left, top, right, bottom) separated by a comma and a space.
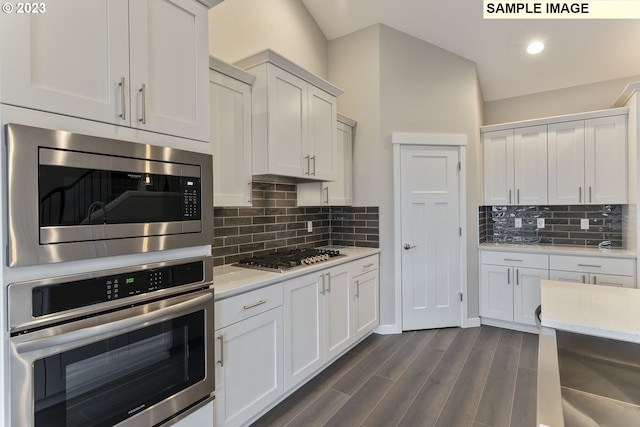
480, 250, 548, 269
215, 283, 283, 330
549, 255, 635, 276
352, 255, 379, 277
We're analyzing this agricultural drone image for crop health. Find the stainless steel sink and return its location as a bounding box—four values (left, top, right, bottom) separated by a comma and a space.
557, 331, 640, 427
538, 328, 640, 427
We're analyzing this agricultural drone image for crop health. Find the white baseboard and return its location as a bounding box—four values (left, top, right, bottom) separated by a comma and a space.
373, 323, 402, 335
464, 317, 481, 328
481, 318, 540, 334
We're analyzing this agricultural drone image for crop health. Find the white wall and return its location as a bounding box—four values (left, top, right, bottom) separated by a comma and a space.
329, 24, 483, 329
208, 0, 328, 78
484, 74, 640, 125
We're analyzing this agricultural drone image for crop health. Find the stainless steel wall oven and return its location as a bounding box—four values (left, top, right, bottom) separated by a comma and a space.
8, 256, 214, 427
5, 123, 213, 267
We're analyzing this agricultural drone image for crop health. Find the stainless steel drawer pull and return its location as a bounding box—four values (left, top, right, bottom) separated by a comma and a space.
503, 258, 523, 262
217, 335, 224, 367
311, 155, 316, 176
363, 263, 375, 268
517, 189, 520, 204
577, 264, 602, 268
326, 273, 331, 293
355, 279, 360, 298
516, 269, 519, 285
305, 155, 310, 175
579, 187, 582, 203
589, 186, 592, 203
243, 300, 267, 310
119, 77, 126, 120
507, 269, 511, 284
509, 189, 512, 204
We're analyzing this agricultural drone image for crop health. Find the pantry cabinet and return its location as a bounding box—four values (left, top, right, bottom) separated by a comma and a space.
480, 251, 549, 327
297, 114, 355, 206
548, 115, 627, 204
482, 125, 547, 205
0, 0, 210, 142
283, 263, 352, 390
214, 285, 284, 427
209, 58, 255, 206
237, 50, 343, 181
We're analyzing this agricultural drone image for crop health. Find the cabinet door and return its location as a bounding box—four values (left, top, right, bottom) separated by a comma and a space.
514, 125, 547, 205
482, 130, 514, 205
353, 270, 379, 341
283, 273, 324, 391
324, 264, 353, 361
592, 274, 635, 288
307, 85, 337, 181
480, 265, 513, 321
210, 70, 252, 206
513, 267, 548, 325
327, 121, 353, 205
549, 270, 588, 284
267, 65, 307, 177
548, 121, 585, 205
585, 115, 628, 204
129, 0, 209, 141
215, 307, 283, 427
0, 0, 130, 125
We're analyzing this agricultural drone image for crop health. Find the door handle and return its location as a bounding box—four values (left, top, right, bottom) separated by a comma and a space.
403, 244, 416, 250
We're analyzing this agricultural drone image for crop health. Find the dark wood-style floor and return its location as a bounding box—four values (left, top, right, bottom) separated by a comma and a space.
252, 325, 538, 427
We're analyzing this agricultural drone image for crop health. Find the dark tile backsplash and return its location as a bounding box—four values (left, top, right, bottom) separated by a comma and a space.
479, 205, 623, 248
212, 180, 379, 266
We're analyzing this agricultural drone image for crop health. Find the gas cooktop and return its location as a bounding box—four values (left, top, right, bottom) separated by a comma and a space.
235, 248, 343, 272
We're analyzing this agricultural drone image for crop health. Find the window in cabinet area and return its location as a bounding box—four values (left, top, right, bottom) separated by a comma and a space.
1, 0, 210, 142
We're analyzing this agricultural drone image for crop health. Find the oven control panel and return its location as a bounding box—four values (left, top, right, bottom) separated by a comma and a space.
31, 261, 204, 318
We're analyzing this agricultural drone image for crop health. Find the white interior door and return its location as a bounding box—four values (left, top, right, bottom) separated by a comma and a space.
400, 145, 461, 330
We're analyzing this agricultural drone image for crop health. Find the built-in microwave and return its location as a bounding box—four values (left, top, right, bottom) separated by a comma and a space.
5, 123, 213, 267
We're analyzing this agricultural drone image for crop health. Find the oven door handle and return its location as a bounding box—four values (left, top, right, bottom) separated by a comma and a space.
15, 292, 213, 355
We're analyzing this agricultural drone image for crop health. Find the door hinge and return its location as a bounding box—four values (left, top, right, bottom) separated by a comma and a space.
458, 292, 463, 302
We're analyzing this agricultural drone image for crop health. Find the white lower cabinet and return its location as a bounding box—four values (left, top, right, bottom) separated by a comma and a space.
352, 255, 379, 341
283, 263, 353, 391
549, 255, 636, 288
214, 285, 284, 427
480, 251, 549, 327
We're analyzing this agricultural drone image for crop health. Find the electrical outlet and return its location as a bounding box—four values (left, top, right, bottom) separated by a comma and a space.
307, 220, 313, 232
537, 218, 545, 229
514, 218, 522, 228
580, 218, 589, 230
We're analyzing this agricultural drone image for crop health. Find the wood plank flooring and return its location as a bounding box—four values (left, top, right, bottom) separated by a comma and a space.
252, 325, 538, 427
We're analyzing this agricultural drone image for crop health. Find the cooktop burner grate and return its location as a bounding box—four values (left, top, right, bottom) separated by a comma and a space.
235, 248, 343, 272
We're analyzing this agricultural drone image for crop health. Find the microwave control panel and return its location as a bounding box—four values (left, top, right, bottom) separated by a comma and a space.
182, 177, 201, 219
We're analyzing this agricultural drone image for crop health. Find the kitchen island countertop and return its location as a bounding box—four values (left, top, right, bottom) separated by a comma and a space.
213, 246, 380, 300
541, 279, 640, 344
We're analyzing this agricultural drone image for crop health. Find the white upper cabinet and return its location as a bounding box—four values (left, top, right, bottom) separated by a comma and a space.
0, 0, 210, 142
209, 58, 255, 206
236, 50, 343, 181
548, 115, 627, 205
482, 125, 547, 205
297, 114, 355, 207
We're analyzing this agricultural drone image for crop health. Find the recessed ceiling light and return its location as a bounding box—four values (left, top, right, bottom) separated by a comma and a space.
527, 41, 544, 55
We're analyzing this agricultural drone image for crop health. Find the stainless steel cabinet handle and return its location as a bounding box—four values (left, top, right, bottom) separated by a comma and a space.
582, 275, 586, 284
593, 275, 597, 285
403, 244, 416, 250
324, 187, 329, 205
355, 279, 360, 298
517, 189, 520, 204
16, 292, 212, 354
363, 263, 374, 268
139, 83, 147, 124
311, 155, 316, 176
577, 264, 602, 268
326, 273, 331, 293
119, 77, 126, 120
507, 268, 511, 284
305, 155, 310, 175
589, 186, 592, 203
320, 274, 326, 295
503, 258, 523, 262
579, 187, 582, 203
217, 335, 224, 367
243, 300, 267, 310
516, 269, 519, 285
509, 189, 512, 204
248, 182, 252, 203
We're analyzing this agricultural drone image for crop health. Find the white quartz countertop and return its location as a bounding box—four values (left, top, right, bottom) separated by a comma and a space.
479, 242, 636, 258
541, 279, 640, 344
213, 246, 380, 300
